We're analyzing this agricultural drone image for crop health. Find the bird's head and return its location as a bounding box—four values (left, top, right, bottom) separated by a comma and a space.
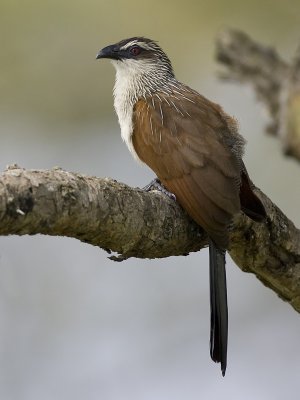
96, 37, 174, 79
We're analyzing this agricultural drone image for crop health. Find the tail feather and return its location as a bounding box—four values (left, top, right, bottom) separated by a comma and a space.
209, 239, 228, 376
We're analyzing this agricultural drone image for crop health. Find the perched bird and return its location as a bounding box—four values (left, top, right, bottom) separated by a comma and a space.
96, 37, 266, 376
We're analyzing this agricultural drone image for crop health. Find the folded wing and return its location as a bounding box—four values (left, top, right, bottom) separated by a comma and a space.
132, 88, 243, 248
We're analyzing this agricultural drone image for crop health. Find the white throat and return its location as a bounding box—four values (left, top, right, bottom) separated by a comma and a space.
112, 60, 143, 162
111, 58, 172, 163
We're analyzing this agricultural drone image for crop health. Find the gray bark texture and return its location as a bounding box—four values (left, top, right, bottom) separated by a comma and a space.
216, 28, 300, 161
1, 165, 300, 312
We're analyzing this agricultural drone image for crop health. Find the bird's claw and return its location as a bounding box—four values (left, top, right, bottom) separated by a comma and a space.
143, 178, 176, 201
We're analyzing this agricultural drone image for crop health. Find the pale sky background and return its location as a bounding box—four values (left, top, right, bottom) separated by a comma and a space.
1, 1, 300, 399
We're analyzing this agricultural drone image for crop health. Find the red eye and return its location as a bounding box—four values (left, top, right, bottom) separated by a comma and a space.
130, 46, 141, 56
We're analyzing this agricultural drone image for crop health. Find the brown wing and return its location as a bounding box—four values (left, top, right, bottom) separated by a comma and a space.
132, 88, 243, 248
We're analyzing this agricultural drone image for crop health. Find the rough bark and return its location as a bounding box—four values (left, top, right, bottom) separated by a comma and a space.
216, 28, 300, 161
1, 165, 300, 312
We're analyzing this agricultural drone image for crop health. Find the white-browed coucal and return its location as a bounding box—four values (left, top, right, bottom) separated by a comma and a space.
96, 37, 266, 376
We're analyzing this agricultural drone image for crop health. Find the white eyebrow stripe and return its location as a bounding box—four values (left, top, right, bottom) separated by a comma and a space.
120, 41, 138, 50
120, 41, 153, 51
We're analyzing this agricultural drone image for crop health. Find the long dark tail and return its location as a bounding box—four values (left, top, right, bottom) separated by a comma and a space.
209, 239, 228, 376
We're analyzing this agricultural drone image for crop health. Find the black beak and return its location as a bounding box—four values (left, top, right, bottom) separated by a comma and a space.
96, 45, 120, 60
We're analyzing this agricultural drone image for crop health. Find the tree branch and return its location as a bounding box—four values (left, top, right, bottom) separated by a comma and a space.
216, 28, 300, 161
1, 165, 300, 311
0, 164, 206, 259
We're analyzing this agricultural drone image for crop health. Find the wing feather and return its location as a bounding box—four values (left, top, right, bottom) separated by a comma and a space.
132, 89, 242, 248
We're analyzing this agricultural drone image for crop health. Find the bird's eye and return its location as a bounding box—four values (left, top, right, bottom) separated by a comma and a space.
130, 46, 141, 56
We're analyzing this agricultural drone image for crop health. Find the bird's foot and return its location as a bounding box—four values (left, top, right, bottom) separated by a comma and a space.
143, 178, 176, 201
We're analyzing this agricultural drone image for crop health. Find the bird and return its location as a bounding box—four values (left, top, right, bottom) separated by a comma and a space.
96, 37, 266, 376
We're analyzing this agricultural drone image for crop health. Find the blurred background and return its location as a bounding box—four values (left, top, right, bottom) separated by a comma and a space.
1, 0, 300, 399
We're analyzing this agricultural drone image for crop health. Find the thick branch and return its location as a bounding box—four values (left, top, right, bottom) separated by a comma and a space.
216, 28, 300, 161
0, 165, 205, 259
1, 165, 300, 312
